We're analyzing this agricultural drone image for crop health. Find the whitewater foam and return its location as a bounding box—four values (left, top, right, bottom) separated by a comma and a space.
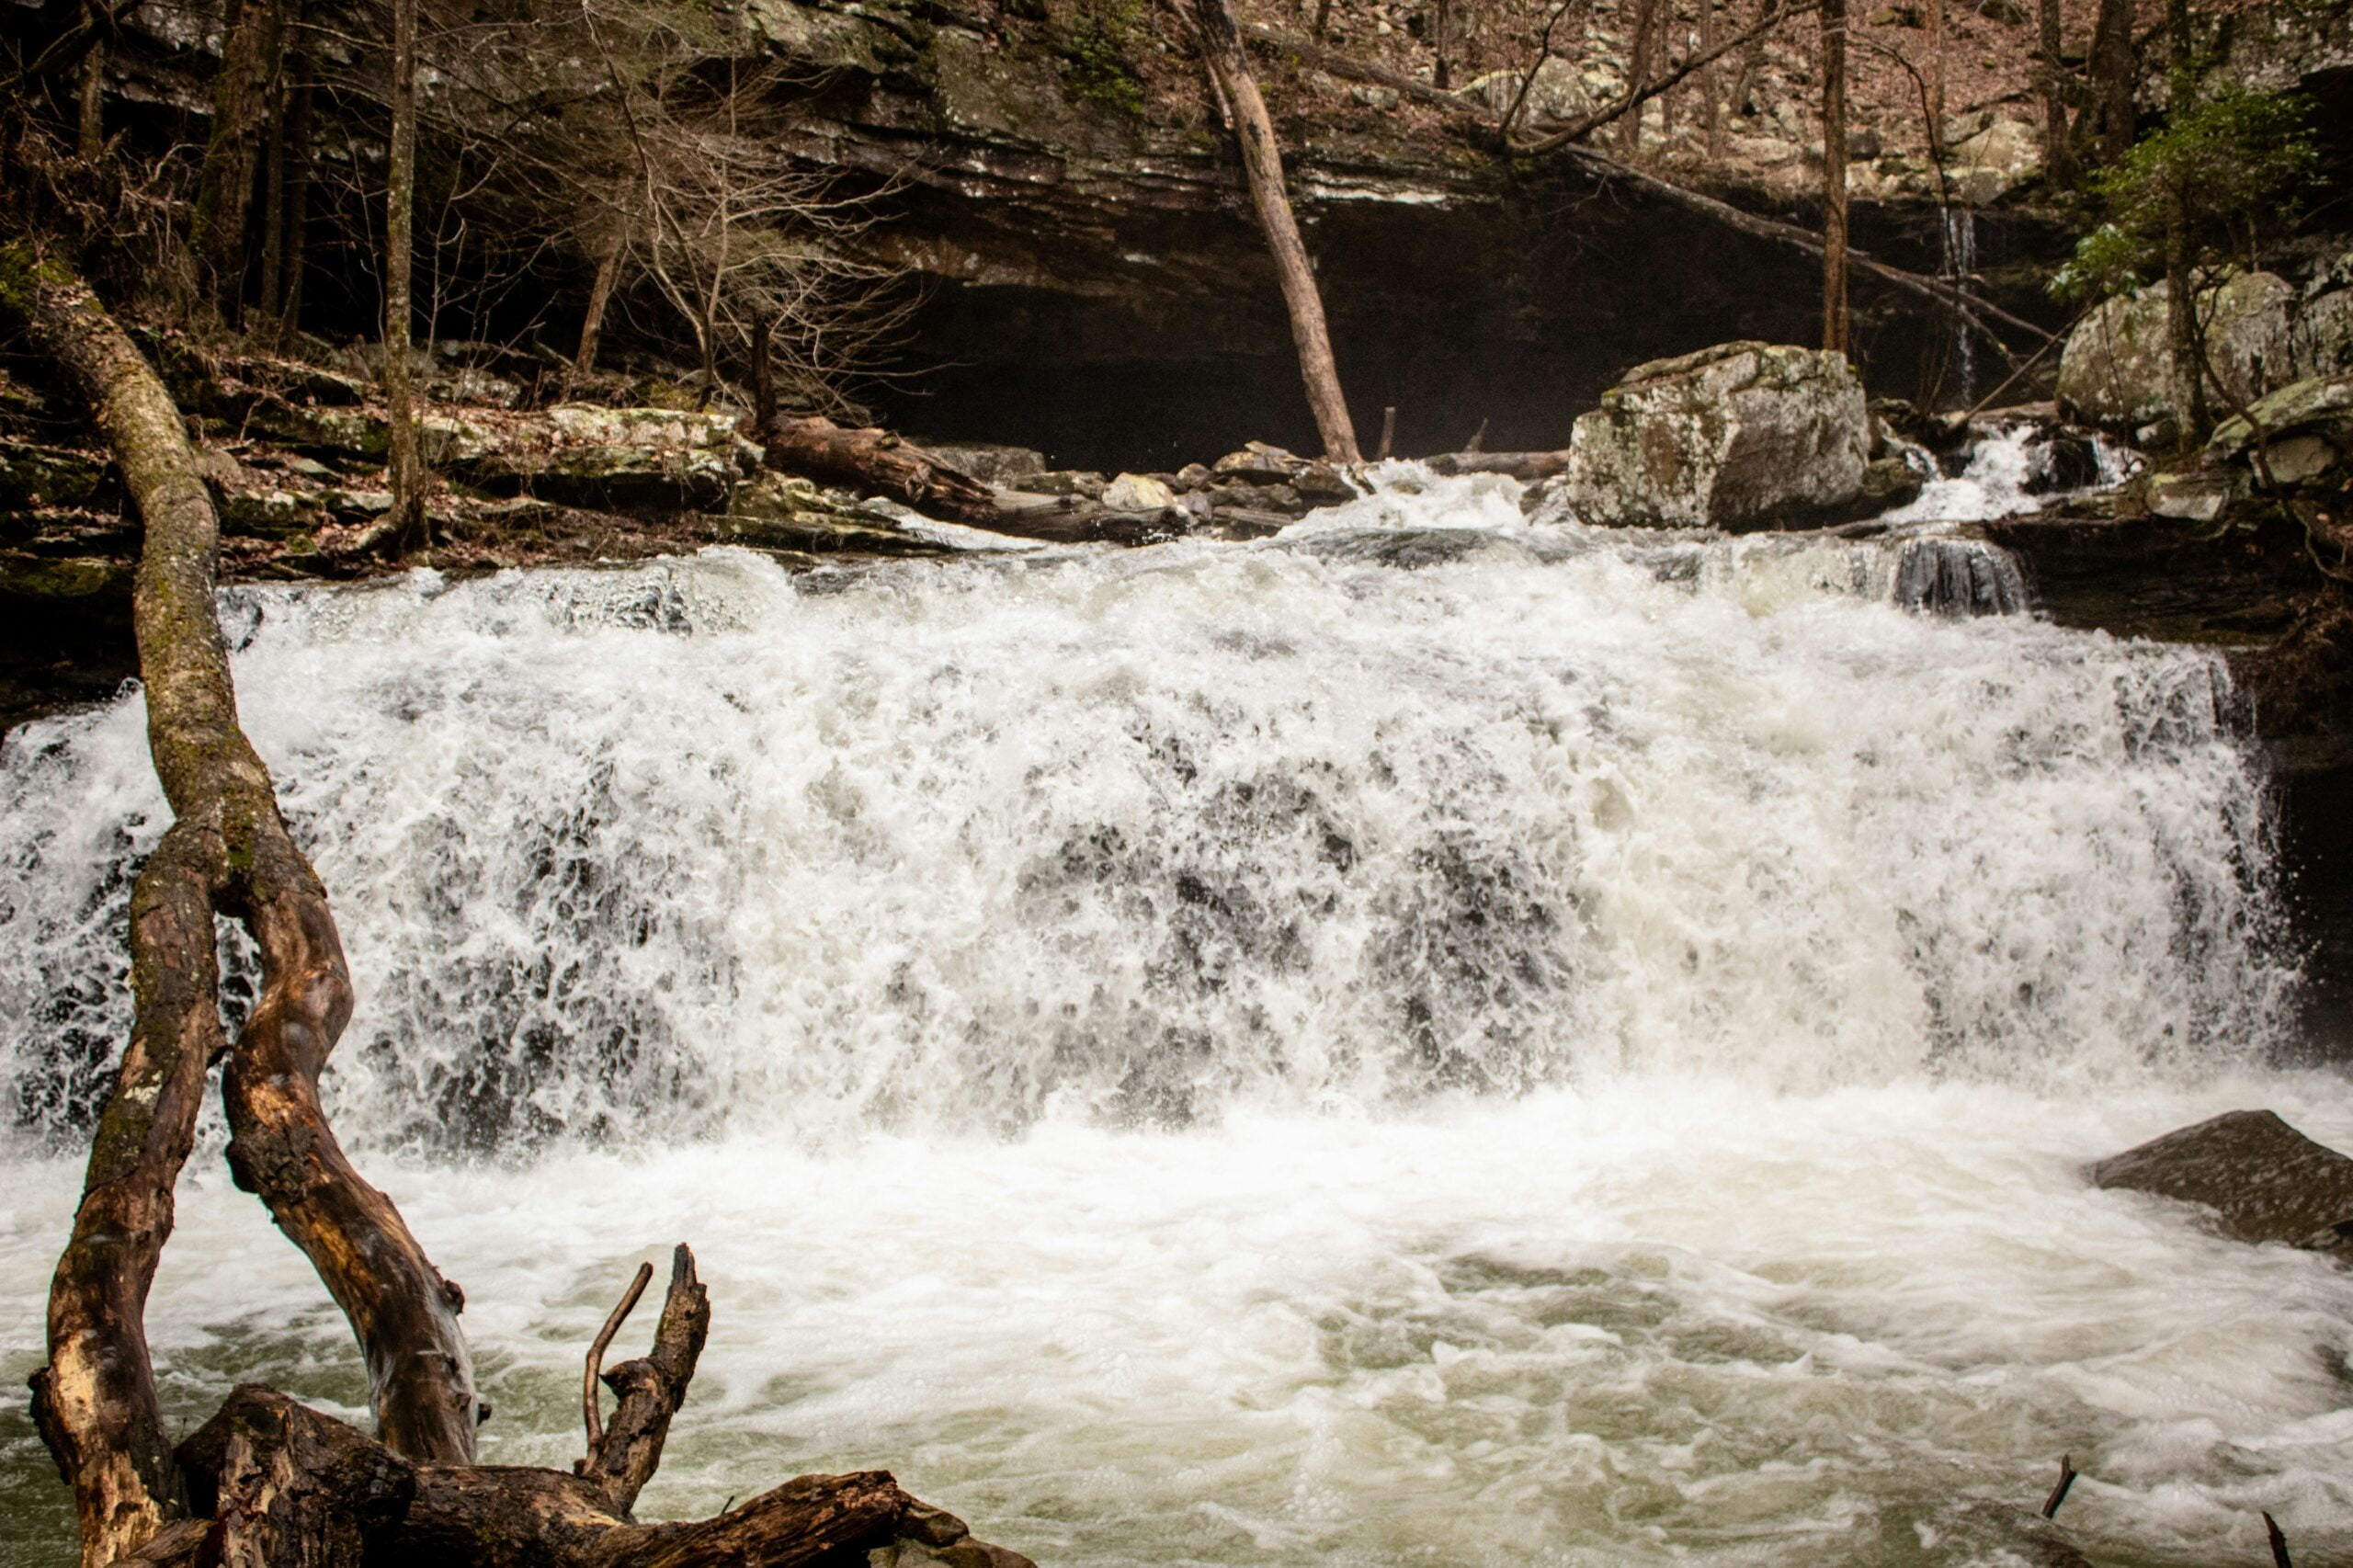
0, 468, 2333, 1567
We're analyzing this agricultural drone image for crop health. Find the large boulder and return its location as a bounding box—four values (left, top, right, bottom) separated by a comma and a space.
2088, 1108, 2353, 1256
1459, 57, 1596, 127
2055, 267, 2338, 435
1942, 112, 2042, 205
1563, 342, 1870, 529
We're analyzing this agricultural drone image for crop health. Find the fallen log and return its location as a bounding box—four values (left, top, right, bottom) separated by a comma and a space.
1427, 450, 1571, 479
8, 247, 1032, 1568
144, 1389, 925, 1568
753, 413, 1001, 526
979, 489, 1193, 545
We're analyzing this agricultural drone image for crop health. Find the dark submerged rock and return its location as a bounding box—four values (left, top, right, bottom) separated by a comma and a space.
2088, 1109, 2353, 1256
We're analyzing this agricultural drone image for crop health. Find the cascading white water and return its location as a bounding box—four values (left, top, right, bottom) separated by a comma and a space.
1942, 206, 1979, 408
1, 469, 2344, 1566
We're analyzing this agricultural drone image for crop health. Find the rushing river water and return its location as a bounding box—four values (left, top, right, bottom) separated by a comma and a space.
2, 463, 2347, 1566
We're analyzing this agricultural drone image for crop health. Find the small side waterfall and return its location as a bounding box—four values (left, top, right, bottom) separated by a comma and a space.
1941, 205, 1980, 408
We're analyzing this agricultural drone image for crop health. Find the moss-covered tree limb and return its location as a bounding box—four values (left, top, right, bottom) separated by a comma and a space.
6, 245, 479, 1566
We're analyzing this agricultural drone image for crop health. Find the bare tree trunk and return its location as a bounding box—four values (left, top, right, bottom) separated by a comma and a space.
4, 248, 480, 1568
76, 15, 106, 160
383, 0, 426, 548
571, 223, 625, 391
257, 71, 289, 330
1188, 0, 1360, 461
1433, 0, 1452, 88
1621, 0, 1661, 155
2162, 0, 2201, 441
1700, 0, 1723, 156
1820, 0, 1848, 353
191, 0, 283, 322
275, 75, 312, 341
2084, 0, 2132, 164
1928, 0, 1946, 154
2036, 0, 2075, 187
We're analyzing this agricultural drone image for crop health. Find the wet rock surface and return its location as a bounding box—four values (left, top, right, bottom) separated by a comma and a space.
2089, 1109, 2353, 1256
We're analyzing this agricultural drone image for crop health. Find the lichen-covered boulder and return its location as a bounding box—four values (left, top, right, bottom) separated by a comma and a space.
1563, 342, 1870, 529
2292, 249, 2353, 381
1460, 57, 1593, 127
1943, 113, 2041, 205
2056, 270, 2300, 433
452, 405, 753, 514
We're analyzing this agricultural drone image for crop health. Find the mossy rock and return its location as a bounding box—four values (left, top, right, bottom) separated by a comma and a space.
0, 553, 133, 603
0, 442, 109, 510
244, 402, 392, 463
217, 487, 326, 537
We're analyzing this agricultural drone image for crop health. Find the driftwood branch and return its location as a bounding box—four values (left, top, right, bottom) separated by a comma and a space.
2265, 1511, 2293, 1568
578, 1244, 710, 1517
582, 1260, 654, 1455
2040, 1454, 2077, 1518
145, 1389, 932, 1568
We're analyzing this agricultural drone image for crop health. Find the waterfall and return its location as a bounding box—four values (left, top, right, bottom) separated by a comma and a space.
1942, 205, 1979, 408
0, 471, 2290, 1152
1, 468, 2340, 1568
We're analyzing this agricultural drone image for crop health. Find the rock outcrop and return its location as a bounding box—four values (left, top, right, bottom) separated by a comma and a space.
1562, 342, 1871, 529
2144, 372, 2353, 521
2088, 1108, 2353, 1256
2056, 255, 2353, 437
2207, 373, 2353, 489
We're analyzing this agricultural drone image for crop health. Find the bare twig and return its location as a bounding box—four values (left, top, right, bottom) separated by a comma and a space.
2040, 1454, 2077, 1519
1500, 0, 1589, 143
583, 1260, 654, 1454
2264, 1511, 2292, 1568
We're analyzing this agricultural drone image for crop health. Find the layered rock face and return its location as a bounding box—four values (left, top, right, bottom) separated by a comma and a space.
1561, 343, 1871, 528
